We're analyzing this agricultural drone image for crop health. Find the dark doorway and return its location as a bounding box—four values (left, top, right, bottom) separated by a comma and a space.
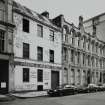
51, 71, 59, 89
0, 60, 9, 94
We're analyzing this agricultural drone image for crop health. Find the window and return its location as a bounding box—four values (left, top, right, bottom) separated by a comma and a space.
83, 54, 85, 65
88, 56, 90, 66
50, 30, 54, 41
63, 48, 67, 61
37, 25, 43, 37
71, 50, 74, 63
23, 68, 29, 82
37, 47, 43, 61
0, 0, 5, 21
0, 30, 5, 52
37, 69, 43, 82
77, 52, 80, 64
49, 50, 54, 63
23, 43, 29, 59
78, 38, 80, 47
23, 18, 29, 33
71, 37, 74, 45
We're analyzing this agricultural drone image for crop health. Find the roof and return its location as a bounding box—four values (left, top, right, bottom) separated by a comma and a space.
13, 1, 61, 31
84, 12, 105, 23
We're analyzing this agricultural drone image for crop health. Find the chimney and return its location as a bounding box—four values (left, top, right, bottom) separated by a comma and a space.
41, 11, 49, 18
78, 16, 85, 33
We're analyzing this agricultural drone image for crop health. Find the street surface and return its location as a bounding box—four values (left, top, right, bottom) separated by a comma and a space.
0, 92, 105, 105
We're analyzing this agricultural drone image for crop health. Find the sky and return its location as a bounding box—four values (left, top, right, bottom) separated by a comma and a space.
15, 0, 105, 26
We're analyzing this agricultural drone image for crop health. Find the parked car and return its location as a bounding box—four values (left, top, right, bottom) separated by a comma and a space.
87, 84, 98, 93
77, 86, 89, 94
47, 84, 77, 97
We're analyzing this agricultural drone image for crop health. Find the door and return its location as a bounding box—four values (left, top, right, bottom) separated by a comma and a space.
51, 71, 59, 89
0, 60, 9, 94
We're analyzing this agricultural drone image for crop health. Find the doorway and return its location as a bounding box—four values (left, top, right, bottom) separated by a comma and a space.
0, 60, 9, 94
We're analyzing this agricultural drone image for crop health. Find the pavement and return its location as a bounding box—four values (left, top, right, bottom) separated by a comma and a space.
0, 94, 15, 102
0, 91, 47, 102
0, 92, 105, 105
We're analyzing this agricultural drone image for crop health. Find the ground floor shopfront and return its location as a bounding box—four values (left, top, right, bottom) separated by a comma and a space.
13, 58, 62, 92
63, 65, 104, 86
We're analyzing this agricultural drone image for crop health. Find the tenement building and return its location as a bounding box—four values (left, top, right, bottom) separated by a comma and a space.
12, 2, 62, 92
53, 15, 105, 86
0, 0, 15, 94
0, 0, 62, 94
84, 13, 105, 83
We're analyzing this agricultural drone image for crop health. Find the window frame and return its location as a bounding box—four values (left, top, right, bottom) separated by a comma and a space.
23, 68, 30, 82
37, 46, 43, 61
50, 30, 54, 41
37, 69, 43, 82
23, 43, 30, 59
37, 24, 43, 37
49, 49, 54, 63
23, 18, 30, 33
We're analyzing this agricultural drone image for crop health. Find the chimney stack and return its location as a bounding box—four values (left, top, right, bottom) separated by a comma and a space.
78, 16, 85, 33
41, 11, 49, 18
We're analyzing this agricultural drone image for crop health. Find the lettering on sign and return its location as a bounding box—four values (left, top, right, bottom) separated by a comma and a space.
30, 71, 37, 78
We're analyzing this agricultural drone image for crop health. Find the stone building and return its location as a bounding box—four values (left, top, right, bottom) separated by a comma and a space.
53, 15, 105, 86
0, 0, 15, 94
12, 1, 62, 92
84, 13, 105, 83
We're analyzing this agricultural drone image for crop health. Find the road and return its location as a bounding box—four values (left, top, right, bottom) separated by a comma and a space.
0, 92, 105, 105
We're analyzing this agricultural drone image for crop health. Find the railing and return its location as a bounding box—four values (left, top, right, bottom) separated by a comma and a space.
0, 9, 5, 22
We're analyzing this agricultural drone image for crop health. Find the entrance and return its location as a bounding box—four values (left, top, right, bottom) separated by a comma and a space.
0, 60, 9, 94
51, 71, 59, 89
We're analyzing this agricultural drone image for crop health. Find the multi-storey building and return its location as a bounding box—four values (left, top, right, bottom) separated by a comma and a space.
0, 0, 15, 94
83, 12, 105, 83
12, 1, 62, 92
53, 15, 105, 86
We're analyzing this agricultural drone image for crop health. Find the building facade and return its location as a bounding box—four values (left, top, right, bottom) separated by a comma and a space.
0, 0, 15, 94
84, 13, 105, 83
12, 2, 62, 92
53, 15, 105, 86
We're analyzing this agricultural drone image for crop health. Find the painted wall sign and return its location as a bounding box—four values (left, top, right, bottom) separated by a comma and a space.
14, 61, 62, 70
30, 71, 37, 78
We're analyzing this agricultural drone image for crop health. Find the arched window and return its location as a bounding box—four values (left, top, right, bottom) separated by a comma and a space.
0, 0, 5, 21
63, 25, 69, 42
